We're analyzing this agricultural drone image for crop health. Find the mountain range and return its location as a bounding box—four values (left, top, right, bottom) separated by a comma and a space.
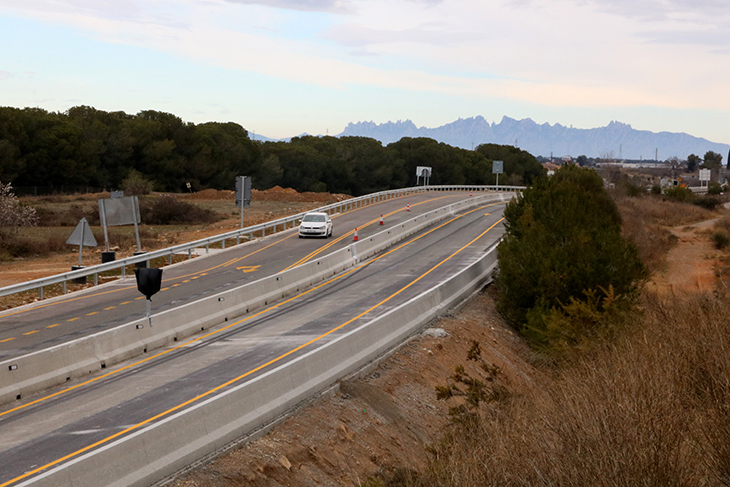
333, 116, 729, 161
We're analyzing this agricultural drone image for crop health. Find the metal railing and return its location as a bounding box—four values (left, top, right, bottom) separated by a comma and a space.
0, 185, 523, 301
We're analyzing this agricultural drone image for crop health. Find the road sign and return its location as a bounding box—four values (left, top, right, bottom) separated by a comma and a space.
492, 160, 504, 174
66, 218, 97, 267
235, 176, 251, 208
66, 218, 97, 247
416, 166, 432, 185
699, 169, 711, 182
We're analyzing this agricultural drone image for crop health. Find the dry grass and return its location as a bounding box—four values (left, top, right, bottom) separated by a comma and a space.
412, 292, 730, 487
615, 194, 718, 274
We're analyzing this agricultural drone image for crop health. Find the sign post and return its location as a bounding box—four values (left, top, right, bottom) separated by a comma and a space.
699, 168, 711, 188
416, 166, 432, 186
98, 195, 142, 252
235, 176, 252, 243
66, 217, 98, 283
135, 267, 163, 327
66, 217, 98, 267
492, 160, 504, 187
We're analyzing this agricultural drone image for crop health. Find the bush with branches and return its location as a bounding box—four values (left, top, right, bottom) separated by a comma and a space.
0, 181, 38, 238
495, 164, 647, 355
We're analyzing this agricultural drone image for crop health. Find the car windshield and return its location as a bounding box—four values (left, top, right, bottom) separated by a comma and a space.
302, 214, 326, 223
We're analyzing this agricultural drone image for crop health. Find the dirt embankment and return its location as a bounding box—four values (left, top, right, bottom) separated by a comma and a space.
168, 290, 535, 487
167, 210, 730, 487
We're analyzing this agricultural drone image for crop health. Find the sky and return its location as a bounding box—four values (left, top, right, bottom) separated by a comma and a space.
1, 0, 729, 144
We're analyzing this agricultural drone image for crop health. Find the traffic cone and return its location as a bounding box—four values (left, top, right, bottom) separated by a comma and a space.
353, 228, 359, 241
406, 203, 411, 212
470, 189, 473, 197
379, 214, 384, 225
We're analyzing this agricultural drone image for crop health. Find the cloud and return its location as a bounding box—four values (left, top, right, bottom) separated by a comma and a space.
223, 0, 354, 13
323, 22, 486, 48
0, 70, 13, 80
586, 0, 730, 20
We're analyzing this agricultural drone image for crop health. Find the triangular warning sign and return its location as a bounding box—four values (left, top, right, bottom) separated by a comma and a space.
66, 218, 98, 247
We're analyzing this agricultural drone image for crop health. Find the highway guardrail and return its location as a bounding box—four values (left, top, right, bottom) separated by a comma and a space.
0, 185, 522, 301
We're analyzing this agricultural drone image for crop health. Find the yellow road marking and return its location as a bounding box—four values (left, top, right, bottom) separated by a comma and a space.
0, 337, 15, 343
47, 324, 60, 328
0, 209, 504, 486
104, 307, 115, 311
236, 265, 261, 273
135, 297, 144, 301
67, 317, 79, 322
120, 301, 131, 305
0, 193, 457, 320
281, 196, 456, 272
86, 312, 98, 316
0, 203, 501, 421
23, 330, 39, 336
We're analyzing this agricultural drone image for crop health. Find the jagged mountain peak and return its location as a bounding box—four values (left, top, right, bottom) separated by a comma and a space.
336, 116, 729, 159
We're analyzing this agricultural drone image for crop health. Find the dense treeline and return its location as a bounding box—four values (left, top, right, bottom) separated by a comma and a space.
0, 106, 544, 195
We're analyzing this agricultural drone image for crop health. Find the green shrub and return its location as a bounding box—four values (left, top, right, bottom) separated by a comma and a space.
139, 196, 219, 225
712, 231, 730, 249
663, 185, 694, 202
650, 185, 661, 195
693, 196, 722, 210
495, 164, 647, 353
121, 169, 154, 196
708, 181, 722, 195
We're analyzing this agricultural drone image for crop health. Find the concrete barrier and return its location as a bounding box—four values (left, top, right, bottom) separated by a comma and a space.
0, 193, 510, 406
22, 237, 500, 487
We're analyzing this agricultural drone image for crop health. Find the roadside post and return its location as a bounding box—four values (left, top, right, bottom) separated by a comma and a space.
135, 267, 163, 327
493, 160, 504, 187
416, 166, 432, 186
66, 217, 97, 284
235, 176, 252, 244
98, 193, 143, 263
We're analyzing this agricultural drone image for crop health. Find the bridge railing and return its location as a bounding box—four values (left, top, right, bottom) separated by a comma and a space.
0, 185, 523, 301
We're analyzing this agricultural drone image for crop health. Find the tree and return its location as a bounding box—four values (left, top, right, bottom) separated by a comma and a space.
703, 151, 723, 170
0, 181, 38, 238
495, 165, 646, 352
121, 169, 154, 195
687, 154, 701, 173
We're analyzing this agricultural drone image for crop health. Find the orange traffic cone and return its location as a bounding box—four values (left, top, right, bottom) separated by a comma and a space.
379, 214, 384, 225
406, 203, 411, 212
353, 228, 359, 241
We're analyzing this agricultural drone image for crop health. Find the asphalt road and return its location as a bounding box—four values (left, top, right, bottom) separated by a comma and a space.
0, 192, 475, 360
0, 193, 507, 486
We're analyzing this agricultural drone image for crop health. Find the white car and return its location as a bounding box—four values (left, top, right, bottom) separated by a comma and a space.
298, 212, 333, 238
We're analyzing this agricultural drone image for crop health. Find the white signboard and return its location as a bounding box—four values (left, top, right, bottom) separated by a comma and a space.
699, 169, 711, 182
99, 196, 140, 227
416, 166, 432, 178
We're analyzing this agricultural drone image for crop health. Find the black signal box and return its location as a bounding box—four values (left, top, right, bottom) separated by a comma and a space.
135, 267, 163, 300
